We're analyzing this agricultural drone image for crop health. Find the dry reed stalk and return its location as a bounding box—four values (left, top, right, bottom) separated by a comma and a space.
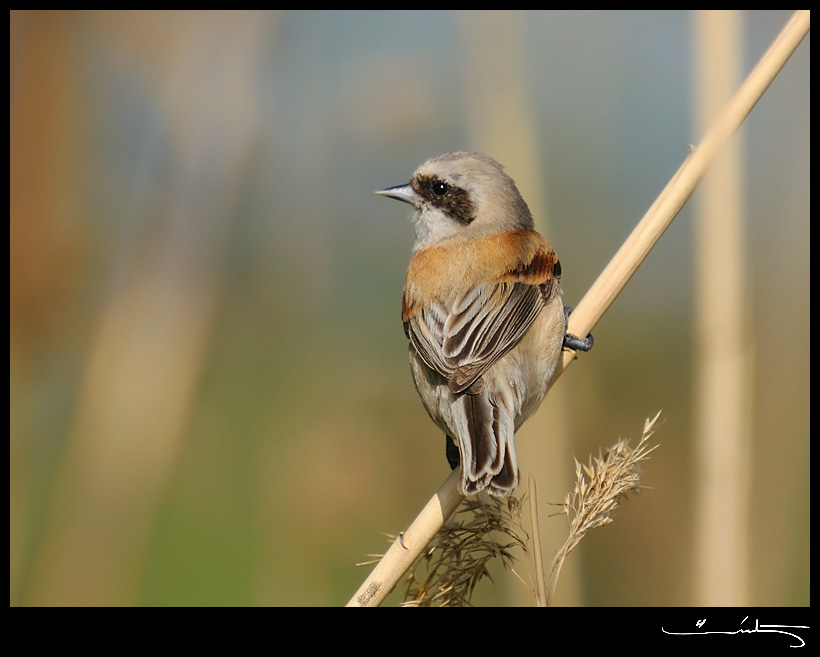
346, 10, 810, 608
691, 10, 752, 607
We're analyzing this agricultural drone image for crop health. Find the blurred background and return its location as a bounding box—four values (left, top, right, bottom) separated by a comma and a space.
10, 10, 809, 606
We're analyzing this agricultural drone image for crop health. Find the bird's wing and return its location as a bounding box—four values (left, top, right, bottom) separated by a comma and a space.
405, 278, 556, 394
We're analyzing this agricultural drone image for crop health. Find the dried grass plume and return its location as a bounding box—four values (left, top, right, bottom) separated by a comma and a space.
545, 410, 663, 605
395, 411, 662, 606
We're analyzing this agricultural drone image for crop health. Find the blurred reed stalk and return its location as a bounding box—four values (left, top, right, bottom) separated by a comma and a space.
15, 12, 268, 605
691, 10, 752, 606
347, 10, 810, 607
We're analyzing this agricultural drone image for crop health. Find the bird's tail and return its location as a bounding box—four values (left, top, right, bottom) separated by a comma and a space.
454, 391, 519, 497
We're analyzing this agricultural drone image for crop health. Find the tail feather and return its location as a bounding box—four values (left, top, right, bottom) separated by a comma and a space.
454, 390, 519, 497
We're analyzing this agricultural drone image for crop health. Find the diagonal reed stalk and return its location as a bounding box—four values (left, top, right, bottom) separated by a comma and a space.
346, 10, 810, 608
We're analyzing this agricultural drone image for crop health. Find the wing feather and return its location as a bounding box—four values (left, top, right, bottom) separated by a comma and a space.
403, 231, 561, 395
406, 279, 553, 394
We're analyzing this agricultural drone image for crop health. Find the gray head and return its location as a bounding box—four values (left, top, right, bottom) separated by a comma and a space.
376, 151, 535, 251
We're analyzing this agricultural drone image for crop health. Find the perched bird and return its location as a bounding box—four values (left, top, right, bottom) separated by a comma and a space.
376, 151, 591, 497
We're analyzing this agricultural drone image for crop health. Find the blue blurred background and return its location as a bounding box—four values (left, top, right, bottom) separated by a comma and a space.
10, 10, 809, 606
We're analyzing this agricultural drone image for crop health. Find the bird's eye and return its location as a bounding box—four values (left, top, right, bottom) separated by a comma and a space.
432, 181, 449, 196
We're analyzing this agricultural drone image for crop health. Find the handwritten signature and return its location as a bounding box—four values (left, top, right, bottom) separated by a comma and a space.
663, 616, 809, 648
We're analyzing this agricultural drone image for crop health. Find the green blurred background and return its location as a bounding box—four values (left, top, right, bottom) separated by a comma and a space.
10, 10, 809, 606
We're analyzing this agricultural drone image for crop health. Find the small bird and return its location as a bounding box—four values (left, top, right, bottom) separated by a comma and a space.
376, 151, 592, 497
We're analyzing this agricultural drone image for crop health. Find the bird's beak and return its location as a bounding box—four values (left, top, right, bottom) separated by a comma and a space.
374, 183, 420, 206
